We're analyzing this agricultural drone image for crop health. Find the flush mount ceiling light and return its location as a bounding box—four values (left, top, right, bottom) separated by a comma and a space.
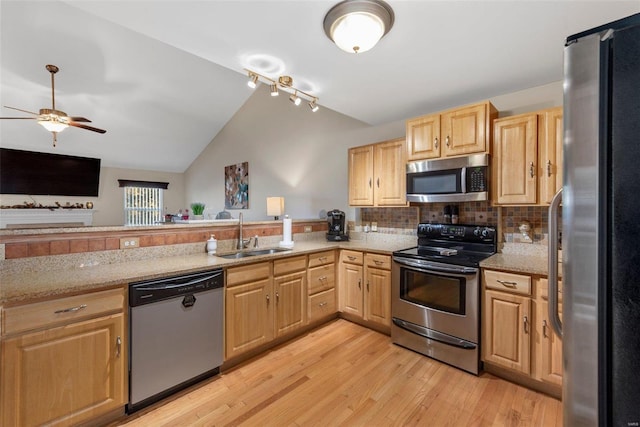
323, 0, 394, 54
245, 69, 319, 112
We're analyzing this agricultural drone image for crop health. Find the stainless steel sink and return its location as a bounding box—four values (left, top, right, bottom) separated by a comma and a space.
217, 247, 291, 259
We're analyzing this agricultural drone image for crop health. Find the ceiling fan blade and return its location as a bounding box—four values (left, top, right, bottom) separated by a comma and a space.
4, 106, 38, 116
0, 117, 36, 120
68, 122, 107, 134
69, 116, 92, 123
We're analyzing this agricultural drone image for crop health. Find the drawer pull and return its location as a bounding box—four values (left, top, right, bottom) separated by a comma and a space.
347, 256, 357, 261
319, 256, 327, 262
496, 280, 518, 288
318, 276, 327, 282
319, 302, 328, 307
54, 304, 87, 314
374, 260, 384, 265
116, 336, 122, 358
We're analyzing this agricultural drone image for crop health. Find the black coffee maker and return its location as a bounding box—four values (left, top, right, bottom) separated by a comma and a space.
326, 209, 349, 241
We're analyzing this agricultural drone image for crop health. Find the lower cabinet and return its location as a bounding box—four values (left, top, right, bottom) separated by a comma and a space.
339, 250, 391, 330
307, 250, 337, 323
482, 269, 563, 393
1, 288, 126, 427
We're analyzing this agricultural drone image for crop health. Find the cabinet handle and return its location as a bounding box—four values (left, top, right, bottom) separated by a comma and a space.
319, 276, 327, 282
367, 280, 370, 292
276, 292, 280, 303
116, 336, 122, 358
358, 278, 361, 289
529, 162, 535, 178
434, 137, 439, 149
347, 256, 357, 261
369, 178, 372, 188
523, 315, 529, 334
547, 160, 552, 177
496, 279, 517, 288
374, 260, 383, 265
319, 256, 327, 262
319, 302, 328, 307
54, 304, 87, 314
542, 320, 548, 338
445, 135, 450, 147
266, 294, 270, 304
377, 178, 380, 188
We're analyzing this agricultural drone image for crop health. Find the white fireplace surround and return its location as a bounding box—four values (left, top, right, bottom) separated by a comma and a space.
0, 209, 94, 228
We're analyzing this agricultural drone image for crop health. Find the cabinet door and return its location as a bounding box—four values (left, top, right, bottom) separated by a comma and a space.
225, 279, 274, 359
1, 314, 126, 427
536, 298, 563, 386
441, 103, 487, 157
483, 290, 531, 374
493, 114, 538, 204
348, 145, 374, 206
364, 267, 391, 326
374, 138, 406, 206
539, 107, 563, 205
340, 262, 364, 317
274, 271, 307, 337
406, 114, 441, 160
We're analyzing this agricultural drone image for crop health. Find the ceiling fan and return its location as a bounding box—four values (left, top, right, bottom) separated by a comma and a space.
0, 64, 106, 147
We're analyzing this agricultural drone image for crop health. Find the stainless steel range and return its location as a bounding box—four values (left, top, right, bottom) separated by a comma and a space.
391, 223, 496, 375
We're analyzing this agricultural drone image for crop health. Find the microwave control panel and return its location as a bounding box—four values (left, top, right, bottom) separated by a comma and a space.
466, 166, 488, 192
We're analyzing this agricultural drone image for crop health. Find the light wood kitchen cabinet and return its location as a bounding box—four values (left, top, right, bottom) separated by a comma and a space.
406, 101, 497, 161
535, 278, 563, 386
307, 251, 337, 323
348, 138, 406, 207
538, 107, 563, 204
225, 262, 274, 359
1, 288, 126, 427
339, 250, 391, 330
274, 256, 307, 337
492, 107, 563, 205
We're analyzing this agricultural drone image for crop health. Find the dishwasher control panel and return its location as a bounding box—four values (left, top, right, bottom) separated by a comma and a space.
129, 268, 224, 307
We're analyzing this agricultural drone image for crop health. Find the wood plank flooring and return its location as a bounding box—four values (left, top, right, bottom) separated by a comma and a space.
117, 319, 562, 427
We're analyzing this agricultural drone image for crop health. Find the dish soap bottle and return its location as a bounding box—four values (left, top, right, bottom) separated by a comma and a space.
207, 234, 217, 255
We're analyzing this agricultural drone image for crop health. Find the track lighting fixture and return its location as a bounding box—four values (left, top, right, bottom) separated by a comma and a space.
245, 69, 319, 113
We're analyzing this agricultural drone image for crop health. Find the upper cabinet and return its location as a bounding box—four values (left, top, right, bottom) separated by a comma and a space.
492, 107, 563, 206
406, 101, 498, 161
348, 138, 406, 207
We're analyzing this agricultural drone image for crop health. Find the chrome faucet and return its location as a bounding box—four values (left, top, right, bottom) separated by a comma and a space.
237, 212, 251, 249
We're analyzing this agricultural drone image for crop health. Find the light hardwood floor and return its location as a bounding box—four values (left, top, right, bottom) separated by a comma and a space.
117, 319, 562, 427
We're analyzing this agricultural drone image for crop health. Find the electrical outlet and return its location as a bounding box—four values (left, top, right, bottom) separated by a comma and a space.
120, 237, 140, 249
304, 226, 313, 233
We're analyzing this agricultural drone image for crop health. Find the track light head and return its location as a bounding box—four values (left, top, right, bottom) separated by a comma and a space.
247, 73, 258, 89
309, 100, 319, 112
270, 83, 279, 97
289, 92, 302, 106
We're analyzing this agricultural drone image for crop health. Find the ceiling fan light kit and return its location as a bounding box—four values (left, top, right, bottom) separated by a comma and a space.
245, 69, 319, 113
323, 0, 394, 54
0, 64, 106, 147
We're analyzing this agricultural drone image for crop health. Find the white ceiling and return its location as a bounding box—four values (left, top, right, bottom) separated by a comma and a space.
1, 1, 639, 172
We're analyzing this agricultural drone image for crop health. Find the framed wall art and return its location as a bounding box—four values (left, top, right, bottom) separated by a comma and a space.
224, 162, 249, 209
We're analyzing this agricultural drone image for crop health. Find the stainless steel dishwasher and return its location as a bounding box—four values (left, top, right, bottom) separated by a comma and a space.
128, 268, 224, 413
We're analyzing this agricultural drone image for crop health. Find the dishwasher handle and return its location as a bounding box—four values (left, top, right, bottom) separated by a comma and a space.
130, 269, 224, 307
135, 272, 222, 291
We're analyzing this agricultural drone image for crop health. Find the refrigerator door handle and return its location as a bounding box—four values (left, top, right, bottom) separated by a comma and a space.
548, 188, 563, 338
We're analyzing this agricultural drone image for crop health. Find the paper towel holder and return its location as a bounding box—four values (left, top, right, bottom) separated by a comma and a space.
279, 214, 294, 249
267, 197, 284, 220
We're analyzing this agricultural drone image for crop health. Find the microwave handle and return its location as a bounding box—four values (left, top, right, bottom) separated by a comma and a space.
460, 167, 467, 193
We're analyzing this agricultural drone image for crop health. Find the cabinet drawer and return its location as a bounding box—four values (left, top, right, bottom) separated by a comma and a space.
227, 262, 272, 287
484, 270, 531, 296
341, 250, 363, 265
308, 250, 335, 268
538, 278, 563, 303
365, 253, 391, 270
2, 287, 125, 336
308, 264, 336, 294
274, 255, 307, 276
308, 288, 337, 323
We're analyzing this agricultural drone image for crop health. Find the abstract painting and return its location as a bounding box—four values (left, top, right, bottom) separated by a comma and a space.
224, 162, 249, 209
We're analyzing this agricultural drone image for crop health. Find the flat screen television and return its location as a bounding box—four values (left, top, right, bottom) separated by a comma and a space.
0, 148, 101, 197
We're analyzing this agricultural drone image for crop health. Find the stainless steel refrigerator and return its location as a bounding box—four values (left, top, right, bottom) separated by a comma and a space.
548, 12, 640, 427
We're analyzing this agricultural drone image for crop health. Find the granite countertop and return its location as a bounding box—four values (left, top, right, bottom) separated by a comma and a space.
0, 237, 415, 306
480, 252, 559, 277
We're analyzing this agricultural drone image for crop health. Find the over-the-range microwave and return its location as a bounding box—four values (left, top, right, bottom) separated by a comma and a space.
406, 153, 489, 203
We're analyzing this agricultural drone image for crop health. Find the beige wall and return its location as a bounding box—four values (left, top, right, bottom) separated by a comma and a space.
184, 81, 563, 223
0, 166, 185, 226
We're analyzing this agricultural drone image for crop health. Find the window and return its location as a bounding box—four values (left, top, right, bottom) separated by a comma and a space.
118, 180, 168, 226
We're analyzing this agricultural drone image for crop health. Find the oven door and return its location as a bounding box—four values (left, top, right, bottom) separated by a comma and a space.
391, 256, 479, 344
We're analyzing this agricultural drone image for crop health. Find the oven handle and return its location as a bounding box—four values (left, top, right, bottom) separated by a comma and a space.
392, 318, 476, 350
393, 257, 478, 275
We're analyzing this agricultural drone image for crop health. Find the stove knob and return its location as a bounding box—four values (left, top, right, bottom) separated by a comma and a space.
425, 225, 433, 234
473, 227, 482, 237
481, 227, 493, 238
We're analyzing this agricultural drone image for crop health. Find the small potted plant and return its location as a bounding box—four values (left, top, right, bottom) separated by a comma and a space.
190, 202, 206, 220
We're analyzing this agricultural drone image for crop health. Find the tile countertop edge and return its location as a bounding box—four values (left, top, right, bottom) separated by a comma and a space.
0, 239, 413, 306
480, 253, 559, 278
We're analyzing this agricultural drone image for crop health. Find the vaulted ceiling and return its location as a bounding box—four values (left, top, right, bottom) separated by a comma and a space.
1, 1, 638, 172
